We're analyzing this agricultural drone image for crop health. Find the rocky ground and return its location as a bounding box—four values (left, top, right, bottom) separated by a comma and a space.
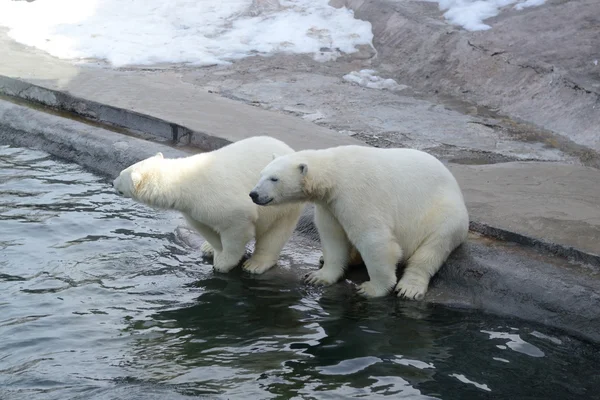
113, 0, 599, 168
171, 52, 590, 166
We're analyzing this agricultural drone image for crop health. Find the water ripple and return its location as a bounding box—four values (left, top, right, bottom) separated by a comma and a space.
1, 145, 599, 399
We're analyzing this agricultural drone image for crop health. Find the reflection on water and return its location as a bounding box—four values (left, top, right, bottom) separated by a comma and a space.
1, 145, 599, 400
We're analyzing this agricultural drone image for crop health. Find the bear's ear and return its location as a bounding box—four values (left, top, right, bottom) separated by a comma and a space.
131, 171, 144, 192
272, 153, 279, 160
298, 163, 308, 176
155, 152, 164, 159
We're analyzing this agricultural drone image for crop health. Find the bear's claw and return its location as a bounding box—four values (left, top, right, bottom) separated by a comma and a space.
242, 258, 275, 275
395, 276, 428, 300
200, 241, 214, 258
356, 281, 392, 298
305, 269, 339, 286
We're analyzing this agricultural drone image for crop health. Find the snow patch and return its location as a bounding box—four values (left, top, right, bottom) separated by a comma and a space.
343, 70, 407, 91
428, 0, 547, 31
0, 0, 373, 67
514, 0, 546, 11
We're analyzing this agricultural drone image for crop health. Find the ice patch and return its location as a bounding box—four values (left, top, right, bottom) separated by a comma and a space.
0, 0, 373, 67
427, 0, 547, 31
343, 70, 407, 91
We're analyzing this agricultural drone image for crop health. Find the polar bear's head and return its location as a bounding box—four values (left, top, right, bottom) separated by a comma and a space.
250, 153, 309, 206
112, 152, 164, 199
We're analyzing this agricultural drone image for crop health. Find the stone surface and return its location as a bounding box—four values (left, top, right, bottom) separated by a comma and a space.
340, 0, 600, 154
451, 162, 600, 259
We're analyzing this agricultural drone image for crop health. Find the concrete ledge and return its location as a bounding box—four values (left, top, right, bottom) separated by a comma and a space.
296, 206, 600, 269
0, 98, 191, 178
450, 161, 600, 263
1, 87, 598, 268
0, 75, 229, 152
2, 98, 599, 342
469, 221, 600, 268
0, 31, 363, 152
433, 236, 600, 342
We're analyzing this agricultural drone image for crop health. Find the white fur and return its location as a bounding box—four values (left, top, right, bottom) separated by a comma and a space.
113, 136, 305, 274
251, 145, 469, 299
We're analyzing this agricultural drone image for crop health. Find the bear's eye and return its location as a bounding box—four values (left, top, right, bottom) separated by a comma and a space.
270, 177, 279, 182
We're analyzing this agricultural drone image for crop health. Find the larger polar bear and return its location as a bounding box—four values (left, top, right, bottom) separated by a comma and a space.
113, 136, 305, 274
249, 145, 469, 299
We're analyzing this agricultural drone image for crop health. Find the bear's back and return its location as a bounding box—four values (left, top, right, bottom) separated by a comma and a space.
203, 136, 296, 194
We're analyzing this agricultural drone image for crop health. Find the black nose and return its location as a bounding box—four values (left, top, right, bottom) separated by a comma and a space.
249, 191, 258, 201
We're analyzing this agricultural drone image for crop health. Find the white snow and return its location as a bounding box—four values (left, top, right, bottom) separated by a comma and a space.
0, 0, 373, 67
513, 0, 546, 11
343, 70, 407, 91
428, 0, 547, 31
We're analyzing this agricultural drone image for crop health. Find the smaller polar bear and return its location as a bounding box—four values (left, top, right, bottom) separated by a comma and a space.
113, 136, 305, 274
249, 146, 469, 299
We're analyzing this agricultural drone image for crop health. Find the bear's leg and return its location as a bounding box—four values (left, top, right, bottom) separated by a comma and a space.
184, 215, 223, 257
200, 241, 215, 258
213, 223, 254, 273
319, 246, 363, 267
243, 214, 298, 274
306, 205, 351, 286
352, 230, 402, 298
395, 232, 453, 300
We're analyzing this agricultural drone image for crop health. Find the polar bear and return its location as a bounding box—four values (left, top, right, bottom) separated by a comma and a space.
249, 145, 469, 299
113, 136, 305, 274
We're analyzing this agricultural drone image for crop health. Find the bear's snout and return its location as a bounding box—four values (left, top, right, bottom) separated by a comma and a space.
249, 190, 273, 206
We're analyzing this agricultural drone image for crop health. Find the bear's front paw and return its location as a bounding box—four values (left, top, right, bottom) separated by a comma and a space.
213, 253, 241, 273
395, 275, 428, 300
357, 281, 392, 298
305, 269, 341, 286
242, 257, 276, 275
201, 241, 214, 258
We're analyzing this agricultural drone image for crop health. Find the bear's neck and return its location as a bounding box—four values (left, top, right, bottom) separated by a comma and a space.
301, 150, 336, 203
135, 158, 194, 212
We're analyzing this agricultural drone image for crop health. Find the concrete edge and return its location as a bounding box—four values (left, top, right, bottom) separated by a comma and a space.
0, 75, 231, 152
1, 75, 599, 268
469, 221, 600, 268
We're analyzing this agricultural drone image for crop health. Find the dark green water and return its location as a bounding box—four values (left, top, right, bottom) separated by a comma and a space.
1, 145, 599, 400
